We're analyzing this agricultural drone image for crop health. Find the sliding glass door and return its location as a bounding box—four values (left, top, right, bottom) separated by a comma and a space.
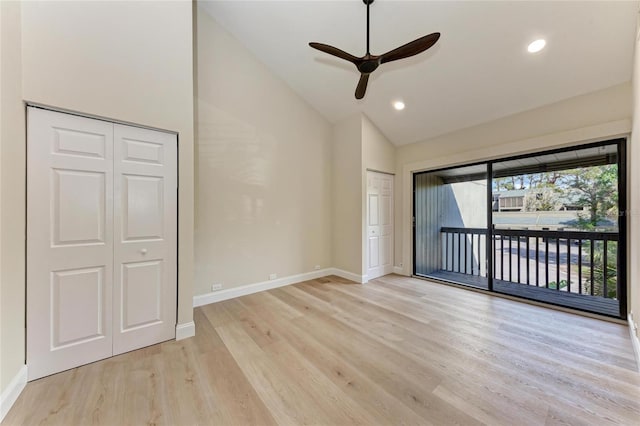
413, 139, 626, 318
414, 163, 488, 289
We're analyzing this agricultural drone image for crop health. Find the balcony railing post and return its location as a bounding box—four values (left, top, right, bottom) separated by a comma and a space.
517, 236, 521, 284
471, 233, 475, 276
492, 234, 496, 279
464, 232, 468, 275
556, 237, 560, 290
501, 235, 505, 280
590, 240, 595, 296
603, 239, 608, 298
526, 236, 530, 285
545, 237, 549, 288
578, 239, 582, 295
457, 232, 461, 273
567, 238, 571, 293
445, 232, 449, 271
509, 236, 512, 282
536, 237, 540, 287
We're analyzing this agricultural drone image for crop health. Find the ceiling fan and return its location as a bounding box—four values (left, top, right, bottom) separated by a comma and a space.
309, 0, 440, 100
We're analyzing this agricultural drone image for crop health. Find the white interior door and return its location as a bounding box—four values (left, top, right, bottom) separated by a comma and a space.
27, 108, 178, 379
367, 171, 394, 280
27, 108, 114, 380
113, 124, 177, 355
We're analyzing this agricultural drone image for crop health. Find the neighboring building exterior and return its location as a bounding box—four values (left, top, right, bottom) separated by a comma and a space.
492, 189, 527, 211
492, 189, 586, 212
492, 189, 616, 231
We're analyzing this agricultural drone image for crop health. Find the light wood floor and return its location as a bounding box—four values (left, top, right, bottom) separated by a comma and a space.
4, 274, 640, 425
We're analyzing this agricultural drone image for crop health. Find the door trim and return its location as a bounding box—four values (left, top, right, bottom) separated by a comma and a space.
366, 168, 395, 176
26, 103, 178, 135
366, 170, 394, 280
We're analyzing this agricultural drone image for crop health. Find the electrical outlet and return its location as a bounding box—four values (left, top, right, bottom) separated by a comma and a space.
211, 283, 223, 291
314, 265, 321, 270
269, 273, 277, 280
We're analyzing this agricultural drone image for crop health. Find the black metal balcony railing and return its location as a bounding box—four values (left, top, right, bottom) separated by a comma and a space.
441, 227, 487, 277
440, 227, 619, 300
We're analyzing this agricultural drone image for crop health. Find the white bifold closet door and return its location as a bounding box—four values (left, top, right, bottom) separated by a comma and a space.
27, 107, 177, 381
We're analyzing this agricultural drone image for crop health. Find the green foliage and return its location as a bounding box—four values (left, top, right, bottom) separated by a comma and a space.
494, 177, 515, 191
581, 241, 618, 299
523, 187, 561, 212
559, 165, 618, 229
493, 172, 562, 192
547, 280, 568, 290
494, 165, 618, 226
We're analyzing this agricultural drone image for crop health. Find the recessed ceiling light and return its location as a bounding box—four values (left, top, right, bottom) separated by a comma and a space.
527, 39, 546, 53
393, 101, 405, 111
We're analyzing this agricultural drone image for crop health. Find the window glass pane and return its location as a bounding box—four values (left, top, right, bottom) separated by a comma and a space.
414, 164, 488, 289
491, 142, 621, 317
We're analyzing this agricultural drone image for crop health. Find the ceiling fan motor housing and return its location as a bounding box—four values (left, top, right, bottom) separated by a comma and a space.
358, 57, 380, 74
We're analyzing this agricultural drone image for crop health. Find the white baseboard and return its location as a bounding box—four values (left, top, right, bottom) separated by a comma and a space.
194, 268, 335, 307
393, 266, 406, 275
176, 321, 195, 340
628, 313, 640, 372
0, 365, 27, 422
330, 268, 368, 284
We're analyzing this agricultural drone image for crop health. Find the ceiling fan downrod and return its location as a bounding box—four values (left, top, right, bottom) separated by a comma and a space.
365, 0, 373, 55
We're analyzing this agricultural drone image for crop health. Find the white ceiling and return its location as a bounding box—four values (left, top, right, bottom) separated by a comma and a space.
199, 1, 638, 146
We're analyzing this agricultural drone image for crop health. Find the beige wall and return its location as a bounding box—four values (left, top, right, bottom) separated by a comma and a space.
395, 83, 632, 275
332, 115, 364, 276
195, 9, 332, 294
397, 83, 631, 168
362, 115, 396, 174
0, 0, 26, 393
361, 115, 396, 274
329, 113, 396, 278
20, 0, 195, 327
629, 23, 640, 338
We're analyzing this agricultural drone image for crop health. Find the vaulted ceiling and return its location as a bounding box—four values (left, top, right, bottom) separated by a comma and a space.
199, 1, 637, 146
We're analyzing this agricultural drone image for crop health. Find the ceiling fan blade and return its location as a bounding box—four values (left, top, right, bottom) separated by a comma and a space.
355, 74, 369, 99
309, 42, 359, 64
380, 32, 440, 64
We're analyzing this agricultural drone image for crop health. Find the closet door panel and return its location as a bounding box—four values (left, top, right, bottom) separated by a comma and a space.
27, 107, 114, 380
113, 124, 177, 355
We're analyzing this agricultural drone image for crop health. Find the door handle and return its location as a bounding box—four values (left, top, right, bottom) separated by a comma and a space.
140, 248, 148, 255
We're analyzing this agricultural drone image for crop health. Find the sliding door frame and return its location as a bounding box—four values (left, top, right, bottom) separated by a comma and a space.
412, 137, 627, 319
486, 162, 494, 292
412, 160, 488, 287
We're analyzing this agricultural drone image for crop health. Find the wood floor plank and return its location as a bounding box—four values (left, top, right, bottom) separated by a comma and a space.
329, 281, 640, 406
243, 305, 432, 425
288, 314, 484, 425
314, 290, 559, 424
197, 347, 278, 425
215, 320, 332, 425
4, 274, 639, 425
332, 280, 637, 369
261, 340, 382, 425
